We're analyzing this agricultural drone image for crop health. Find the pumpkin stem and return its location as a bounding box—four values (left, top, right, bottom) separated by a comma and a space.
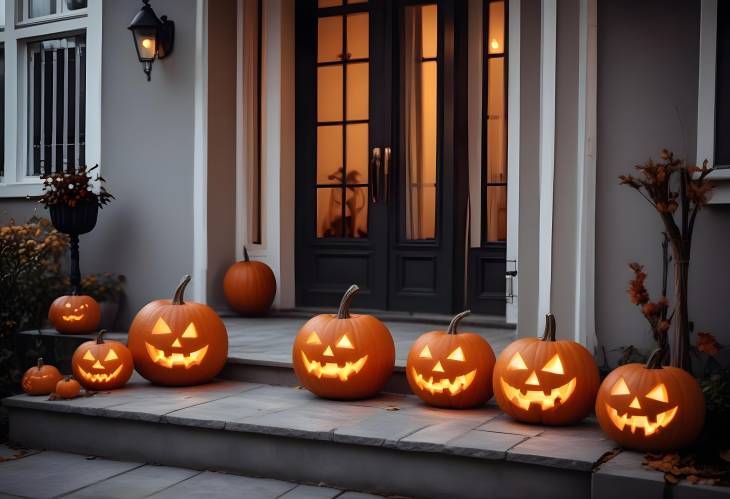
337, 285, 360, 319
447, 310, 471, 334
541, 313, 557, 342
172, 275, 192, 305
243, 246, 250, 262
37, 357, 44, 370
645, 347, 667, 369
64, 375, 72, 382
96, 329, 107, 344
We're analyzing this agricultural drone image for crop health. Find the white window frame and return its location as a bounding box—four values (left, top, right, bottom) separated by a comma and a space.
0, 0, 101, 198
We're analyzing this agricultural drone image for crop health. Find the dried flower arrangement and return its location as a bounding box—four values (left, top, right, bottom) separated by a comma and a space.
39, 165, 114, 209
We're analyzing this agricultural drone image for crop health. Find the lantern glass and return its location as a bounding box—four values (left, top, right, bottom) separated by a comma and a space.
132, 28, 157, 62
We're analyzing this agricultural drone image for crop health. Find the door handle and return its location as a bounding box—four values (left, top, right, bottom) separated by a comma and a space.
370, 147, 381, 203
383, 147, 391, 203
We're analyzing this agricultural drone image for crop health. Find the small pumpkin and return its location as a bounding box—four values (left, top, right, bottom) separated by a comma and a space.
406, 311, 496, 408
223, 246, 277, 316
595, 348, 705, 452
493, 314, 600, 425
128, 275, 229, 386
56, 376, 82, 399
22, 358, 63, 396
292, 285, 395, 400
72, 329, 134, 390
48, 294, 101, 334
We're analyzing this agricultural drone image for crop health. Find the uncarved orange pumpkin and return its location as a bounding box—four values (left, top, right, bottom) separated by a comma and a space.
22, 358, 63, 396
493, 314, 599, 425
56, 376, 82, 399
128, 275, 228, 386
223, 247, 277, 316
292, 285, 395, 400
48, 294, 100, 334
407, 311, 496, 409
595, 348, 705, 452
72, 330, 134, 390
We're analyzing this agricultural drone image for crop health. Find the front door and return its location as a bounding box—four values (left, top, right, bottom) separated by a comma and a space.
295, 0, 469, 313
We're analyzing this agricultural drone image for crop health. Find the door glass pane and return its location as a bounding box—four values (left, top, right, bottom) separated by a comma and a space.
348, 0, 367, 4
346, 13, 369, 59
317, 125, 343, 184
345, 123, 368, 184
403, 4, 438, 240
317, 66, 343, 121
318, 16, 342, 63
345, 187, 368, 238
28, 0, 56, 18
319, 0, 342, 7
486, 186, 507, 242
317, 187, 344, 237
345, 62, 368, 120
488, 1, 505, 54
486, 58, 506, 183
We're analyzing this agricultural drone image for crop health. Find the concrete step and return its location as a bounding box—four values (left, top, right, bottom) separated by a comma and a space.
5, 376, 618, 499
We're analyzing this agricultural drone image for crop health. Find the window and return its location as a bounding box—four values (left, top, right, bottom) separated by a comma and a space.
0, 0, 100, 196
714, 0, 730, 167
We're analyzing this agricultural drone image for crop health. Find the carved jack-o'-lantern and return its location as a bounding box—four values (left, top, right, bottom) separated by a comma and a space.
493, 314, 600, 425
595, 349, 705, 452
406, 311, 496, 409
21, 358, 63, 396
128, 275, 228, 386
48, 294, 100, 334
292, 285, 395, 400
71, 330, 134, 390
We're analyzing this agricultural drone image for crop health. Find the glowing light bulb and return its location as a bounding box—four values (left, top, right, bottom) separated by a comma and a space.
491, 38, 500, 50
142, 38, 153, 49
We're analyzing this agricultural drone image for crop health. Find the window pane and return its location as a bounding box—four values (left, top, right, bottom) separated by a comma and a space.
345, 123, 368, 185
317, 65, 343, 122
486, 186, 507, 242
0, 0, 5, 26
345, 62, 368, 120
27, 35, 86, 176
0, 47, 3, 178
345, 186, 368, 238
420, 4, 438, 59
317, 125, 343, 184
488, 1, 505, 55
317, 187, 344, 237
486, 58, 506, 183
318, 0, 342, 7
346, 13, 368, 59
29, 0, 56, 18
318, 16, 342, 63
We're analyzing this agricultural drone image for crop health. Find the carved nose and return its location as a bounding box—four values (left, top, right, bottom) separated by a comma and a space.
525, 371, 540, 386
323, 346, 334, 357
432, 361, 445, 373
629, 397, 642, 409
172, 338, 182, 348
92, 361, 104, 370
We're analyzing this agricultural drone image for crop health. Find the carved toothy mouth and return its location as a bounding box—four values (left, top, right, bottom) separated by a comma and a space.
144, 342, 209, 369
604, 403, 678, 436
78, 364, 123, 383
62, 314, 85, 321
500, 377, 577, 410
411, 367, 477, 396
300, 352, 368, 381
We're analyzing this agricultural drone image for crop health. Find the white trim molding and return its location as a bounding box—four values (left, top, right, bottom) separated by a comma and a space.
193, 0, 209, 302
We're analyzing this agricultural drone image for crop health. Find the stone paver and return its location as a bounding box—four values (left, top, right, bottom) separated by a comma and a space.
475, 413, 545, 437
148, 470, 296, 499
61, 464, 199, 499
278, 484, 343, 499
507, 433, 617, 471
444, 429, 526, 460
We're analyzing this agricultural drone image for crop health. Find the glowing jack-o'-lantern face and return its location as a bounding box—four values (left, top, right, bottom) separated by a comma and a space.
128, 275, 228, 386
595, 351, 705, 452
406, 311, 496, 409
72, 330, 134, 390
293, 285, 395, 400
493, 314, 599, 425
48, 295, 101, 334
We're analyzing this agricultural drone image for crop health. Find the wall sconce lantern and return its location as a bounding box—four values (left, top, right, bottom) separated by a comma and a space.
128, 0, 174, 81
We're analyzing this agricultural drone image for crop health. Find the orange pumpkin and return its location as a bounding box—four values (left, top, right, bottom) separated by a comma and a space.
56, 376, 82, 399
493, 314, 599, 425
292, 285, 395, 400
595, 348, 705, 452
48, 294, 101, 334
406, 311, 496, 408
223, 247, 277, 316
21, 358, 63, 395
72, 330, 134, 390
128, 275, 228, 386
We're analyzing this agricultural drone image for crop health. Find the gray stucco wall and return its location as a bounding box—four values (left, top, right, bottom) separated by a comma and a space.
0, 0, 200, 328
596, 0, 730, 360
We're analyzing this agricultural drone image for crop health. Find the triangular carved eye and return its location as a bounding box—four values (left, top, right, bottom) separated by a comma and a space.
610, 377, 631, 396
646, 383, 668, 403
336, 334, 354, 349
182, 323, 198, 338
447, 347, 465, 362
542, 354, 564, 374
104, 350, 119, 361
152, 317, 172, 334
419, 345, 432, 359
83, 350, 95, 361
508, 352, 528, 370
306, 332, 322, 345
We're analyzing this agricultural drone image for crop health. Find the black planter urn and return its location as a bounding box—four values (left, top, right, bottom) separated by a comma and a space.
49, 199, 99, 293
